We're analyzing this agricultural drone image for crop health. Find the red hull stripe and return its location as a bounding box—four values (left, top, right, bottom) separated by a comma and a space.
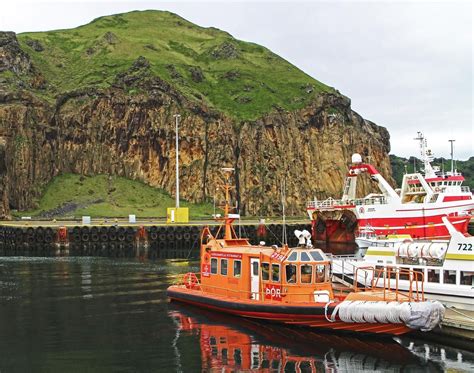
358, 215, 470, 238
394, 202, 474, 212
443, 196, 472, 202
359, 216, 469, 230
425, 176, 465, 182
167, 288, 411, 335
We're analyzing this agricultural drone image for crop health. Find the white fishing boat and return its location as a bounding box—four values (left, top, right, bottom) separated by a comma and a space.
355, 225, 413, 249
331, 217, 474, 310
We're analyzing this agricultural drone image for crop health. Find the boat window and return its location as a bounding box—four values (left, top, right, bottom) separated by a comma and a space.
287, 251, 298, 261
309, 251, 323, 261
460, 271, 474, 286
428, 269, 439, 282
301, 265, 312, 283
443, 270, 456, 284
388, 267, 398, 280
399, 267, 410, 281
234, 349, 242, 366
211, 258, 218, 274
300, 362, 312, 371
285, 264, 297, 283
233, 260, 241, 278
252, 261, 259, 276
220, 259, 228, 276
252, 350, 259, 368
315, 265, 325, 283
261, 262, 270, 281
272, 264, 280, 282
301, 252, 311, 262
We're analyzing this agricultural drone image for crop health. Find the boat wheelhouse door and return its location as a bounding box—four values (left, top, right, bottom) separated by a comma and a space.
250, 258, 260, 300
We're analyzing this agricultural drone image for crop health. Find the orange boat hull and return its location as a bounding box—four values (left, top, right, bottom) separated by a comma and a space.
167, 286, 411, 336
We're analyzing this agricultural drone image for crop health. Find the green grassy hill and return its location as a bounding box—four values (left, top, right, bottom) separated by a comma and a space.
390, 155, 474, 190
15, 10, 333, 120
15, 174, 214, 219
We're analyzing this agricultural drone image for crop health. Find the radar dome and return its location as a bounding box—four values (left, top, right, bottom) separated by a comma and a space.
352, 153, 363, 164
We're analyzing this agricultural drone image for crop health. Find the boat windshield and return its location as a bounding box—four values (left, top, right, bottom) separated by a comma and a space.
285, 249, 327, 263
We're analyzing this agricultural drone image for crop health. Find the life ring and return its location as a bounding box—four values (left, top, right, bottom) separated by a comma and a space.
183, 272, 199, 289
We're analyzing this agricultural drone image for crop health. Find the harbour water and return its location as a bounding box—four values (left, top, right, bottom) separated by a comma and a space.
0, 257, 473, 372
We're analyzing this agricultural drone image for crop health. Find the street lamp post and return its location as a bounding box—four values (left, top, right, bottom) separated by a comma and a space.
173, 114, 181, 208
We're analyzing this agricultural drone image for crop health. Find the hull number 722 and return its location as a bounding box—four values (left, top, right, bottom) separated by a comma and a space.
458, 243, 473, 251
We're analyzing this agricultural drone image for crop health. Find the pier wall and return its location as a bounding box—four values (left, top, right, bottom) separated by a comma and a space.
0, 223, 310, 259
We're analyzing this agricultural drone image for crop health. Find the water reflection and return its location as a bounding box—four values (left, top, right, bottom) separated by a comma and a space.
169, 304, 474, 372
0, 257, 472, 372
396, 338, 474, 372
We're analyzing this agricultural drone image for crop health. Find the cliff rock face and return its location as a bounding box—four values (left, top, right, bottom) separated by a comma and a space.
0, 27, 393, 218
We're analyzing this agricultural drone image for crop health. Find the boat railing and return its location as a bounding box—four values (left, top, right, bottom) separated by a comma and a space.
461, 186, 471, 193
327, 254, 362, 288
307, 196, 387, 210
354, 266, 425, 302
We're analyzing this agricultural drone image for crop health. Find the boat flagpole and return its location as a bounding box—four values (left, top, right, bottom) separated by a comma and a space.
281, 179, 287, 246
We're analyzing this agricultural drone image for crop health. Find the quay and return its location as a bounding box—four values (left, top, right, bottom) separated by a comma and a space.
415, 307, 474, 351
0, 219, 311, 259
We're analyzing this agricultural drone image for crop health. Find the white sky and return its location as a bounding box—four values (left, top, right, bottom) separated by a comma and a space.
2, 0, 473, 159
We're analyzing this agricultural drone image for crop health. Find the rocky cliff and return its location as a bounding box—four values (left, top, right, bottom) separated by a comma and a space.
0, 11, 393, 218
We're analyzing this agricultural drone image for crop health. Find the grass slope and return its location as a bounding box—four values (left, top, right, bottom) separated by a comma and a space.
16, 173, 214, 219
390, 155, 474, 190
15, 10, 334, 121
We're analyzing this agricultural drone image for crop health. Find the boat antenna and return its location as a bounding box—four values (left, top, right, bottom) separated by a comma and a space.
281, 179, 287, 246
448, 139, 455, 174
237, 200, 241, 238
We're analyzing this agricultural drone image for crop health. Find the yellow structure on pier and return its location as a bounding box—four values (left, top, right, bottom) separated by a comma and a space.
167, 207, 189, 223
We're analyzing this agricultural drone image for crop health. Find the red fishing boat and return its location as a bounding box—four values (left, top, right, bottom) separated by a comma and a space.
307, 132, 473, 243
167, 169, 445, 336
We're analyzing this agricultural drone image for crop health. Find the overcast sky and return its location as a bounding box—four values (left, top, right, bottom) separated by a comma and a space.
2, 0, 472, 160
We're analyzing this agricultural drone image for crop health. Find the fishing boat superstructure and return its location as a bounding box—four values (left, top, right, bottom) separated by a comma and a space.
307, 132, 473, 243
168, 169, 445, 336
332, 217, 474, 310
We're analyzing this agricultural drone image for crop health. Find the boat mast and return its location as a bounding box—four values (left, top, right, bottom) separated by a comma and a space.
414, 132, 435, 177
221, 167, 235, 240
448, 139, 455, 174
281, 179, 287, 246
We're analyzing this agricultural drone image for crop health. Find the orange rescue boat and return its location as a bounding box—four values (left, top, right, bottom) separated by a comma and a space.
167, 169, 444, 336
